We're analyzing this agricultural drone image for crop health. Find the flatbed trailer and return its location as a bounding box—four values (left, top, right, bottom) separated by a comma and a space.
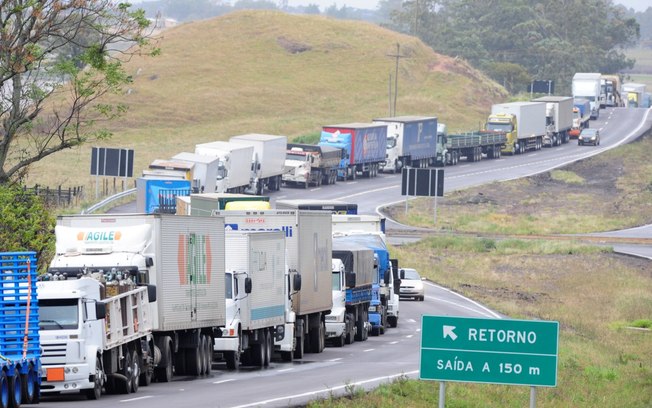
442, 131, 507, 165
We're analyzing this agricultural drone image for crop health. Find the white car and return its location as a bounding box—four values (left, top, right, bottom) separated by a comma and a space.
399, 268, 425, 301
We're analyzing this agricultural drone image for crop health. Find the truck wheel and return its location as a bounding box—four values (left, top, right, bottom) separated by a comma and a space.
225, 349, 240, 370
130, 349, 140, 393
350, 169, 357, 180
354, 318, 365, 342
9, 372, 21, 408
154, 337, 173, 383
85, 357, 103, 400
118, 350, 133, 394
387, 316, 398, 328
333, 332, 345, 347
0, 370, 8, 408
22, 363, 39, 403
203, 335, 213, 375
264, 329, 273, 367
293, 330, 304, 359
250, 339, 265, 367
185, 345, 202, 376
139, 342, 153, 387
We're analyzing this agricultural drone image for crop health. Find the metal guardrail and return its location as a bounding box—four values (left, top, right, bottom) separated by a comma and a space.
82, 188, 137, 214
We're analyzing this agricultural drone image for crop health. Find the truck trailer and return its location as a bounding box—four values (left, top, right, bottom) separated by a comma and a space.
532, 96, 573, 146
0, 252, 41, 406
319, 123, 387, 180
622, 83, 646, 108
572, 73, 602, 119
275, 199, 358, 215
570, 98, 591, 138
371, 116, 438, 173
215, 231, 287, 369
194, 141, 255, 194
437, 129, 507, 165
600, 74, 622, 108
487, 102, 547, 154
230, 134, 287, 195
40, 214, 226, 399
327, 242, 375, 346
283, 143, 342, 187
211, 210, 332, 361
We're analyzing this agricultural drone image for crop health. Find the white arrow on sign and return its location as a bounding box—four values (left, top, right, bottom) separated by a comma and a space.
443, 325, 457, 341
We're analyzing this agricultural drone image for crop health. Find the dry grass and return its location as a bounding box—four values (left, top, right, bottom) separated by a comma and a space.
25, 10, 507, 194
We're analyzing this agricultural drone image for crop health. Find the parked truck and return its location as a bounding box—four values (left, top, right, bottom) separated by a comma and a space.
283, 143, 342, 188
39, 214, 226, 399
437, 129, 507, 165
209, 210, 332, 361
572, 73, 601, 119
600, 74, 622, 108
195, 141, 255, 194
487, 102, 546, 154
171, 152, 219, 193
532, 96, 573, 146
230, 134, 287, 195
331, 214, 400, 333
371, 116, 438, 173
326, 242, 375, 346
622, 83, 646, 108
570, 98, 591, 138
136, 177, 191, 214
215, 231, 287, 369
0, 252, 41, 406
319, 123, 387, 180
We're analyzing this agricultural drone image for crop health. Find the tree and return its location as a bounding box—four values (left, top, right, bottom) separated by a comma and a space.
0, 1, 158, 184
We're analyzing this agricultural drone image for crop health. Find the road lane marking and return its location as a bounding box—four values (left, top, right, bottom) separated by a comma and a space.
329, 358, 343, 362
390, 341, 399, 344
121, 396, 153, 402
278, 368, 294, 373
406, 334, 413, 338
364, 349, 374, 352
213, 379, 236, 384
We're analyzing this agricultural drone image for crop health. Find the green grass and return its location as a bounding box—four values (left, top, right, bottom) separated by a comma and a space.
25, 10, 507, 193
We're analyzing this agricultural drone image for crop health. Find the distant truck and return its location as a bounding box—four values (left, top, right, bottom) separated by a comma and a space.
211, 210, 332, 361
230, 134, 287, 195
600, 74, 622, 108
40, 214, 226, 399
327, 242, 375, 346
487, 102, 547, 154
371, 116, 438, 173
275, 199, 358, 215
622, 83, 646, 108
437, 129, 507, 165
187, 193, 270, 215
283, 143, 342, 187
0, 252, 41, 406
215, 231, 287, 369
532, 96, 573, 146
171, 152, 219, 193
572, 73, 602, 119
319, 123, 387, 180
136, 177, 191, 214
570, 98, 591, 138
195, 141, 255, 194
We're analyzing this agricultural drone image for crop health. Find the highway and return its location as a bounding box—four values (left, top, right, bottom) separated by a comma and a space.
60, 106, 651, 407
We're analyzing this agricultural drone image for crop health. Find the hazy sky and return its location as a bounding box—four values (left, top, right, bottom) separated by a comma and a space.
133, 0, 650, 12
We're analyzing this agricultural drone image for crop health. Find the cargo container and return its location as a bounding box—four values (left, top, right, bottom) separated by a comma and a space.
371, 116, 438, 173
488, 102, 547, 154
319, 123, 387, 180
532, 96, 574, 146
572, 73, 601, 119
230, 134, 287, 194
136, 178, 191, 214
195, 141, 255, 194
171, 152, 219, 193
622, 83, 646, 108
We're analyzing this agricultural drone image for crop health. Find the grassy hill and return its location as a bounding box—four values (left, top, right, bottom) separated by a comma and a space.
27, 10, 506, 190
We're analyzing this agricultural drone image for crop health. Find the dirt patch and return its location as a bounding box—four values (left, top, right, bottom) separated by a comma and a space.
277, 36, 312, 54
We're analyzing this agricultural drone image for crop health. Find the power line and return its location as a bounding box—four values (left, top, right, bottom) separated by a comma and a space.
387, 43, 408, 116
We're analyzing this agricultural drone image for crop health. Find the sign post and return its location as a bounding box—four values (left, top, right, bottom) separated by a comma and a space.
420, 316, 559, 406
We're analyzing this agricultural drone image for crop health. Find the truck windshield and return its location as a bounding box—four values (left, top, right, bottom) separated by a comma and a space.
331, 271, 341, 291
217, 163, 227, 180
225, 273, 233, 299
386, 137, 397, 149
38, 299, 79, 330
486, 122, 513, 132
286, 153, 307, 161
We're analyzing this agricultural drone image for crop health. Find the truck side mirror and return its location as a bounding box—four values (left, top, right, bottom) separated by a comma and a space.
147, 284, 157, 302
345, 272, 356, 288
383, 271, 390, 284
95, 302, 107, 320
393, 280, 401, 295
244, 277, 252, 294
146, 257, 154, 267
400, 269, 405, 279
293, 274, 302, 292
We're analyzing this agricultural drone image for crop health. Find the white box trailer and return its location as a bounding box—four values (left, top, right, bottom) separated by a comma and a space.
212, 209, 332, 360
230, 134, 287, 194
215, 230, 286, 369
572, 73, 602, 119
622, 82, 646, 108
172, 152, 219, 193
54, 214, 226, 381
489, 101, 546, 153
532, 96, 574, 146
195, 141, 254, 193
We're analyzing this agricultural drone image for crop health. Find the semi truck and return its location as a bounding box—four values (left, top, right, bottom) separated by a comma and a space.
194, 141, 255, 194
230, 134, 287, 195
215, 231, 287, 369
283, 143, 342, 188
275, 199, 358, 215
532, 96, 573, 146
437, 129, 507, 165
600, 74, 622, 108
326, 242, 375, 346
0, 252, 41, 406
572, 73, 602, 119
210, 210, 332, 361
570, 98, 591, 138
319, 123, 387, 180
622, 83, 646, 108
487, 102, 547, 154
371, 116, 438, 173
39, 214, 226, 399
331, 214, 400, 333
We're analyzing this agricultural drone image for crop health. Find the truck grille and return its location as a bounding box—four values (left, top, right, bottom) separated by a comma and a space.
41, 342, 68, 364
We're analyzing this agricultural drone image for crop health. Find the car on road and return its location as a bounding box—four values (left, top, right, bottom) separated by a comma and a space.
399, 268, 425, 301
578, 128, 600, 146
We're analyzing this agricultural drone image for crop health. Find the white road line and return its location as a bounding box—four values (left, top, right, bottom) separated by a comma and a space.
407, 319, 416, 323
121, 396, 153, 402
364, 348, 374, 352
329, 358, 343, 362
309, 188, 321, 192
213, 379, 236, 384
230, 370, 420, 408
424, 281, 501, 318
406, 334, 413, 338
278, 368, 294, 373
390, 341, 399, 344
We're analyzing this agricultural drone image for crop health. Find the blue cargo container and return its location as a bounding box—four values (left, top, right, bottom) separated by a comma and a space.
320, 123, 387, 180
0, 252, 41, 406
136, 178, 191, 214
373, 116, 438, 173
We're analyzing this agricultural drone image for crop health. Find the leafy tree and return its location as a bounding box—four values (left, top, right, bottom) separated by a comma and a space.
484, 62, 531, 94
0, 1, 158, 184
304, 4, 322, 14
0, 185, 55, 272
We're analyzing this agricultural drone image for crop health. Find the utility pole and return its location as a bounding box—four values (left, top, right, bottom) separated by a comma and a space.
387, 43, 406, 116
